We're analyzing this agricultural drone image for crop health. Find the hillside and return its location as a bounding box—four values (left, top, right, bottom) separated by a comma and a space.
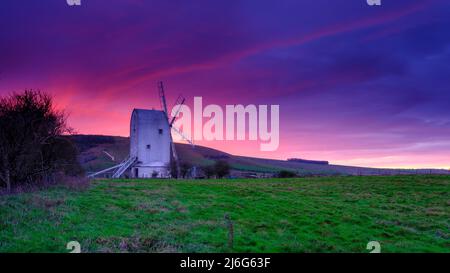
69, 135, 450, 176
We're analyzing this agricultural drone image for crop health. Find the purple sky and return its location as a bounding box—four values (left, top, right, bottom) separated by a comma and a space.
1, 0, 449, 168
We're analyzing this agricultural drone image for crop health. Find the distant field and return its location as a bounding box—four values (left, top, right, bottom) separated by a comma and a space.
0, 176, 449, 253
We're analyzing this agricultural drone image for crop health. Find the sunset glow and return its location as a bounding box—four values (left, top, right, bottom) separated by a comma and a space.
1, 0, 449, 169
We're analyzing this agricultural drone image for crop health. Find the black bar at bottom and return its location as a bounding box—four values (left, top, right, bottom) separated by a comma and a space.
0, 253, 445, 272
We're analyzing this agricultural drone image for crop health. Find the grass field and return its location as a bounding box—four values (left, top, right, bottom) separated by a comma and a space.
0, 176, 449, 253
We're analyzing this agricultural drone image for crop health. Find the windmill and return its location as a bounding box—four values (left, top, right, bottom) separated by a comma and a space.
158, 81, 195, 178
88, 82, 193, 179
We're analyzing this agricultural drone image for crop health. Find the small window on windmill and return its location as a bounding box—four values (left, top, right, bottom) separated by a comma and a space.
159, 129, 163, 135
146, 144, 151, 150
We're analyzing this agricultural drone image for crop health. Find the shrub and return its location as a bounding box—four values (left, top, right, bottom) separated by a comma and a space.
214, 160, 230, 178
180, 161, 193, 178
277, 170, 297, 178
0, 90, 83, 192
168, 161, 178, 179
201, 165, 215, 179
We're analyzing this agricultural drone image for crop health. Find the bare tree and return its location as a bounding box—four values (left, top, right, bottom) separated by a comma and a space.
0, 90, 82, 192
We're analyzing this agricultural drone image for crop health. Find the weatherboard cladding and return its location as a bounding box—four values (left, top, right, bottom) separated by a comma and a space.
130, 109, 171, 177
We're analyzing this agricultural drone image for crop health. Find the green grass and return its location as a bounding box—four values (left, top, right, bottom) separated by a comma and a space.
0, 176, 449, 253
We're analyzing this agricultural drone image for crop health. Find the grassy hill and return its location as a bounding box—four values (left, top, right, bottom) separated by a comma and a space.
69, 135, 450, 176
1, 176, 449, 252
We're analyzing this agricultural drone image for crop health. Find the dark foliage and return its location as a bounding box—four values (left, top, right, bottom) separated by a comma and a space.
277, 170, 297, 178
180, 161, 192, 178
201, 165, 215, 179
168, 160, 178, 179
0, 90, 83, 192
214, 160, 231, 178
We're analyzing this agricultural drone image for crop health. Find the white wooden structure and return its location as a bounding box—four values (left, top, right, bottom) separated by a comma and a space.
129, 109, 171, 178
87, 82, 194, 179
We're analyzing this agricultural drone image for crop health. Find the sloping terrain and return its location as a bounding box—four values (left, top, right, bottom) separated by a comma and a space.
69, 135, 450, 176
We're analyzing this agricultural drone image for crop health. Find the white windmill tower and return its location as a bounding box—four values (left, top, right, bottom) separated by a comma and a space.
88, 82, 194, 179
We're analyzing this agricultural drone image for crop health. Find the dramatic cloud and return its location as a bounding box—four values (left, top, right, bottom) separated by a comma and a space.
1, 0, 449, 168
